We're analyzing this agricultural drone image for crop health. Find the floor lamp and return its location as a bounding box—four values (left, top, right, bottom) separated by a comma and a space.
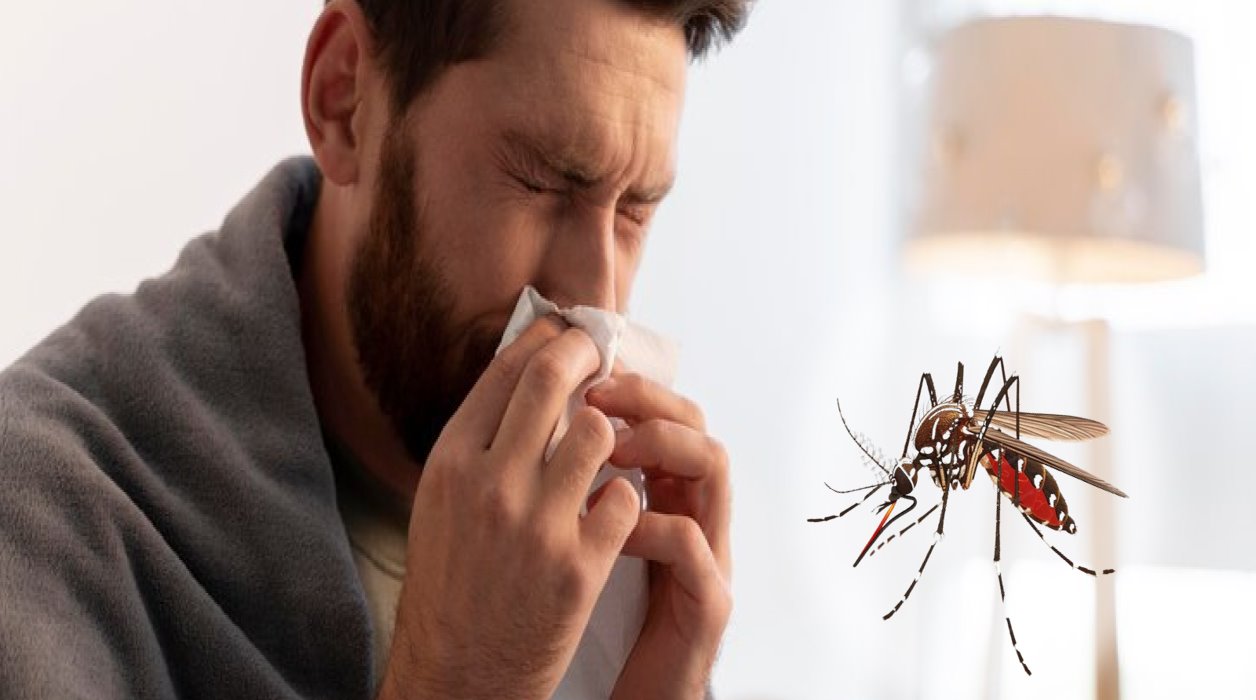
904, 17, 1205, 699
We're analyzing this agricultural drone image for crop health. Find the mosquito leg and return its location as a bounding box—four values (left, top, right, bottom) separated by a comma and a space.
952, 361, 965, 403
993, 361, 1022, 492
966, 374, 1023, 494
883, 482, 949, 620
992, 357, 1021, 441
807, 482, 887, 523
974, 355, 1004, 411
866, 503, 940, 560
978, 375, 1020, 442
1020, 514, 1115, 576
901, 372, 938, 459
994, 461, 1032, 675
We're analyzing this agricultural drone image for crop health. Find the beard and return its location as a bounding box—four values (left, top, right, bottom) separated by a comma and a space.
346, 125, 502, 466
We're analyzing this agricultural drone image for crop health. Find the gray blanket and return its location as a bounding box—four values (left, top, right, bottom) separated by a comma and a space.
0, 159, 374, 698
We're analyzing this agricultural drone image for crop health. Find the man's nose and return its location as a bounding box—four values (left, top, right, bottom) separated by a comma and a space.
536, 207, 618, 312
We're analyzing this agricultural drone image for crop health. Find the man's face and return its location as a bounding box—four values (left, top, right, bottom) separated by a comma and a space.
346, 0, 688, 464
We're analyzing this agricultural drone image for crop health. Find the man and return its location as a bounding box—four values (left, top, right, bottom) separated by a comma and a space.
0, 0, 748, 697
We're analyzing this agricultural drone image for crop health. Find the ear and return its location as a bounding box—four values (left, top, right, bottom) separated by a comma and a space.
301, 0, 377, 186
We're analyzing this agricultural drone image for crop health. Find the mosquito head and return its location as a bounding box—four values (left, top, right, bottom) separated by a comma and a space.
888, 462, 915, 500
872, 462, 915, 515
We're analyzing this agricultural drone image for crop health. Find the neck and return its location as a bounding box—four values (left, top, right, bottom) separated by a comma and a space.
299, 184, 421, 510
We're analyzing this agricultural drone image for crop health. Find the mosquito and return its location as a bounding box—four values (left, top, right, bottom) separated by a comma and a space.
807, 355, 1128, 675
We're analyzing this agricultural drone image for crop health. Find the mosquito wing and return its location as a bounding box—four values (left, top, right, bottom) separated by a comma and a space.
978, 428, 1128, 498
970, 410, 1108, 441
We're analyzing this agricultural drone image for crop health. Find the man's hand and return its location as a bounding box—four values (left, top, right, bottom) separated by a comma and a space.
586, 374, 733, 700
379, 318, 640, 700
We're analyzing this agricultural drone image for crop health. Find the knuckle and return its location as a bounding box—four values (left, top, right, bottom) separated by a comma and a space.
489, 347, 527, 385
476, 481, 520, 525
561, 326, 597, 357
635, 417, 667, 443
545, 543, 593, 603
496, 318, 562, 371
705, 435, 730, 474
519, 527, 594, 608
569, 407, 614, 449
596, 479, 641, 531
705, 584, 734, 625
621, 372, 650, 397
533, 315, 568, 338
554, 563, 593, 607
527, 350, 574, 395
681, 397, 707, 431
677, 517, 709, 559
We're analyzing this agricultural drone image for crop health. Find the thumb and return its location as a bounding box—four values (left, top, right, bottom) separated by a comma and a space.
581, 476, 640, 559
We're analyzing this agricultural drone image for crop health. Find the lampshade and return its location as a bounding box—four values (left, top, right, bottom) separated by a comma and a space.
907, 16, 1205, 284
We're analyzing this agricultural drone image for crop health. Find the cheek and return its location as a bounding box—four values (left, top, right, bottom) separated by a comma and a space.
423, 196, 550, 318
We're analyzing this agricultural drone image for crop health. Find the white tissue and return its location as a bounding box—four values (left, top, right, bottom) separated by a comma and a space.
494, 285, 679, 700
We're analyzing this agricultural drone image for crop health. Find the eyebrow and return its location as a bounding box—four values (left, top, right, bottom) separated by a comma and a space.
500, 129, 674, 205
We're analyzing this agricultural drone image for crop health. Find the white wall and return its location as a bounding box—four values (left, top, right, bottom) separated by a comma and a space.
0, 2, 318, 365
633, 2, 912, 698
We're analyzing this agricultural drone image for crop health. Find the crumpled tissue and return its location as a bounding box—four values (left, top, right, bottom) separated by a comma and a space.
495, 285, 679, 700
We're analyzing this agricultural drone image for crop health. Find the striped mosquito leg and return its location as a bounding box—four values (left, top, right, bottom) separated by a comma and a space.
807, 483, 886, 523
883, 486, 949, 620
1020, 514, 1115, 576
974, 355, 1004, 411
993, 466, 1032, 675
867, 503, 940, 559
901, 372, 938, 459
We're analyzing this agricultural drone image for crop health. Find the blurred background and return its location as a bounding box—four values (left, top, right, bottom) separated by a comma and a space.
2, 1, 1253, 698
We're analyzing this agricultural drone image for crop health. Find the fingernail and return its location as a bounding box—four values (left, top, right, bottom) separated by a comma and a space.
614, 425, 633, 446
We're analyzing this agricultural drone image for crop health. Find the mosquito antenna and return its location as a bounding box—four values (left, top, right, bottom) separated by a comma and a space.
824, 480, 888, 495
863, 439, 894, 475
837, 398, 891, 475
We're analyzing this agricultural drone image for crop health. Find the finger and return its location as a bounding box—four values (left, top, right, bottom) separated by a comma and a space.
622, 511, 730, 604
610, 420, 723, 480
543, 406, 616, 515
442, 315, 566, 448
585, 373, 705, 431
580, 476, 641, 559
490, 327, 601, 459
611, 421, 731, 572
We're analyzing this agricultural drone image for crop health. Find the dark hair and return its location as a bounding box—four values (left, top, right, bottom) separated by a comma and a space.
336, 0, 751, 112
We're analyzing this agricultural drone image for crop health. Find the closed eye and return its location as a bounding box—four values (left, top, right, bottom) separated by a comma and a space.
617, 203, 651, 226
512, 173, 562, 196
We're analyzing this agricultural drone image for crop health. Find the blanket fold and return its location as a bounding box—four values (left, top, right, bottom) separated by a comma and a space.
0, 158, 373, 699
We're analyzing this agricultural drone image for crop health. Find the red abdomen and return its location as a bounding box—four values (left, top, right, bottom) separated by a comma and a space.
981, 451, 1076, 533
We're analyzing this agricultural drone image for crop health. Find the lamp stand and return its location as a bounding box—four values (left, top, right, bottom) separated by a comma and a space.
1084, 318, 1120, 700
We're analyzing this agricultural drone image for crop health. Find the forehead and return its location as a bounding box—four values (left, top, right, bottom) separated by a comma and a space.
470, 0, 688, 159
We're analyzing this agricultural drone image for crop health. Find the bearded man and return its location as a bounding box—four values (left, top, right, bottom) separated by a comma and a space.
0, 0, 749, 697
